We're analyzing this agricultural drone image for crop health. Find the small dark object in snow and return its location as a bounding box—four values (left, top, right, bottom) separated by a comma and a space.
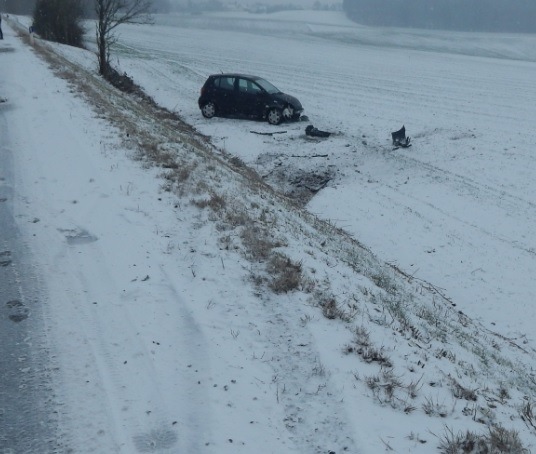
305, 125, 331, 138
391, 125, 406, 144
391, 125, 412, 148
250, 130, 287, 136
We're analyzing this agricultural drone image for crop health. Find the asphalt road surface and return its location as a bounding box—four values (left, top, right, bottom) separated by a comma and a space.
0, 94, 58, 453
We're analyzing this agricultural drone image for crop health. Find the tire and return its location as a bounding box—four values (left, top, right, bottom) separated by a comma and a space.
267, 108, 282, 125
201, 101, 216, 119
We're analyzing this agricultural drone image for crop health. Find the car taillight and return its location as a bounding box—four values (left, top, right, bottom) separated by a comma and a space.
200, 86, 206, 96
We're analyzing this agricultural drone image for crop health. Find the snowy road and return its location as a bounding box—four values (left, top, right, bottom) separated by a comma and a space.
0, 53, 58, 452
1, 25, 199, 453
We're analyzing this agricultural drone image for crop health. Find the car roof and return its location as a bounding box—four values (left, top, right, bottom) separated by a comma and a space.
210, 73, 262, 80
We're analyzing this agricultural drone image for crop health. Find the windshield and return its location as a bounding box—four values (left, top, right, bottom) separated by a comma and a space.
255, 78, 280, 94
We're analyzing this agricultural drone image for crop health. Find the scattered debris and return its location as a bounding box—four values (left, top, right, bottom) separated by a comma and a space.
291, 154, 328, 158
391, 125, 412, 149
250, 130, 287, 136
305, 124, 331, 138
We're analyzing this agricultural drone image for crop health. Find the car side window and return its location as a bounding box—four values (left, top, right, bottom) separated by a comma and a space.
217, 77, 235, 91
238, 78, 249, 93
238, 79, 263, 94
249, 82, 263, 94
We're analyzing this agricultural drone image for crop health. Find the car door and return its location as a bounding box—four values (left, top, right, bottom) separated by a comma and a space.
235, 77, 266, 118
213, 76, 237, 115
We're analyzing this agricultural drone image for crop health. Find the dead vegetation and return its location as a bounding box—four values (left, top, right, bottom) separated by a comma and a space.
437, 426, 528, 454
266, 253, 303, 294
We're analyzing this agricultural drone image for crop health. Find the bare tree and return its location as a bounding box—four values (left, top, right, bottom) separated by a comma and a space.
95, 0, 152, 76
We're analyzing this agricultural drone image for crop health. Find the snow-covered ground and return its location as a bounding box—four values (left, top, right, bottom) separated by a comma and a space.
2, 10, 536, 454
111, 11, 536, 338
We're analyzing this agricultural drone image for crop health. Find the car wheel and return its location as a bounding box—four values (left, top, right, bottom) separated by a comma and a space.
201, 101, 216, 119
267, 108, 282, 125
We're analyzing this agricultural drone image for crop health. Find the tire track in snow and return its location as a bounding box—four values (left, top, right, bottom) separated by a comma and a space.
46, 226, 214, 453
46, 238, 180, 453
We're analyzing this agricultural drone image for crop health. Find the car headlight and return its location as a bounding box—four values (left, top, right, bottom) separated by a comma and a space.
283, 105, 294, 118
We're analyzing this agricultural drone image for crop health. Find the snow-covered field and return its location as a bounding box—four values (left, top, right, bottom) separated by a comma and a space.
2, 10, 536, 453
112, 11, 536, 338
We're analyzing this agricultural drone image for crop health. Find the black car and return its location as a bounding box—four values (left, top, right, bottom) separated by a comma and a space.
198, 74, 304, 125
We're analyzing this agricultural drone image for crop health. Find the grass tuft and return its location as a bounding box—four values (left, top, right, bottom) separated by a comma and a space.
438, 425, 528, 454
267, 253, 303, 294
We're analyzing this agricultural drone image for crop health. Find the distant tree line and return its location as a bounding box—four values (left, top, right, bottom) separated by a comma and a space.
3, 0, 93, 16
2, 0, 166, 16
32, 0, 84, 46
342, 0, 536, 33
3, 0, 152, 84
